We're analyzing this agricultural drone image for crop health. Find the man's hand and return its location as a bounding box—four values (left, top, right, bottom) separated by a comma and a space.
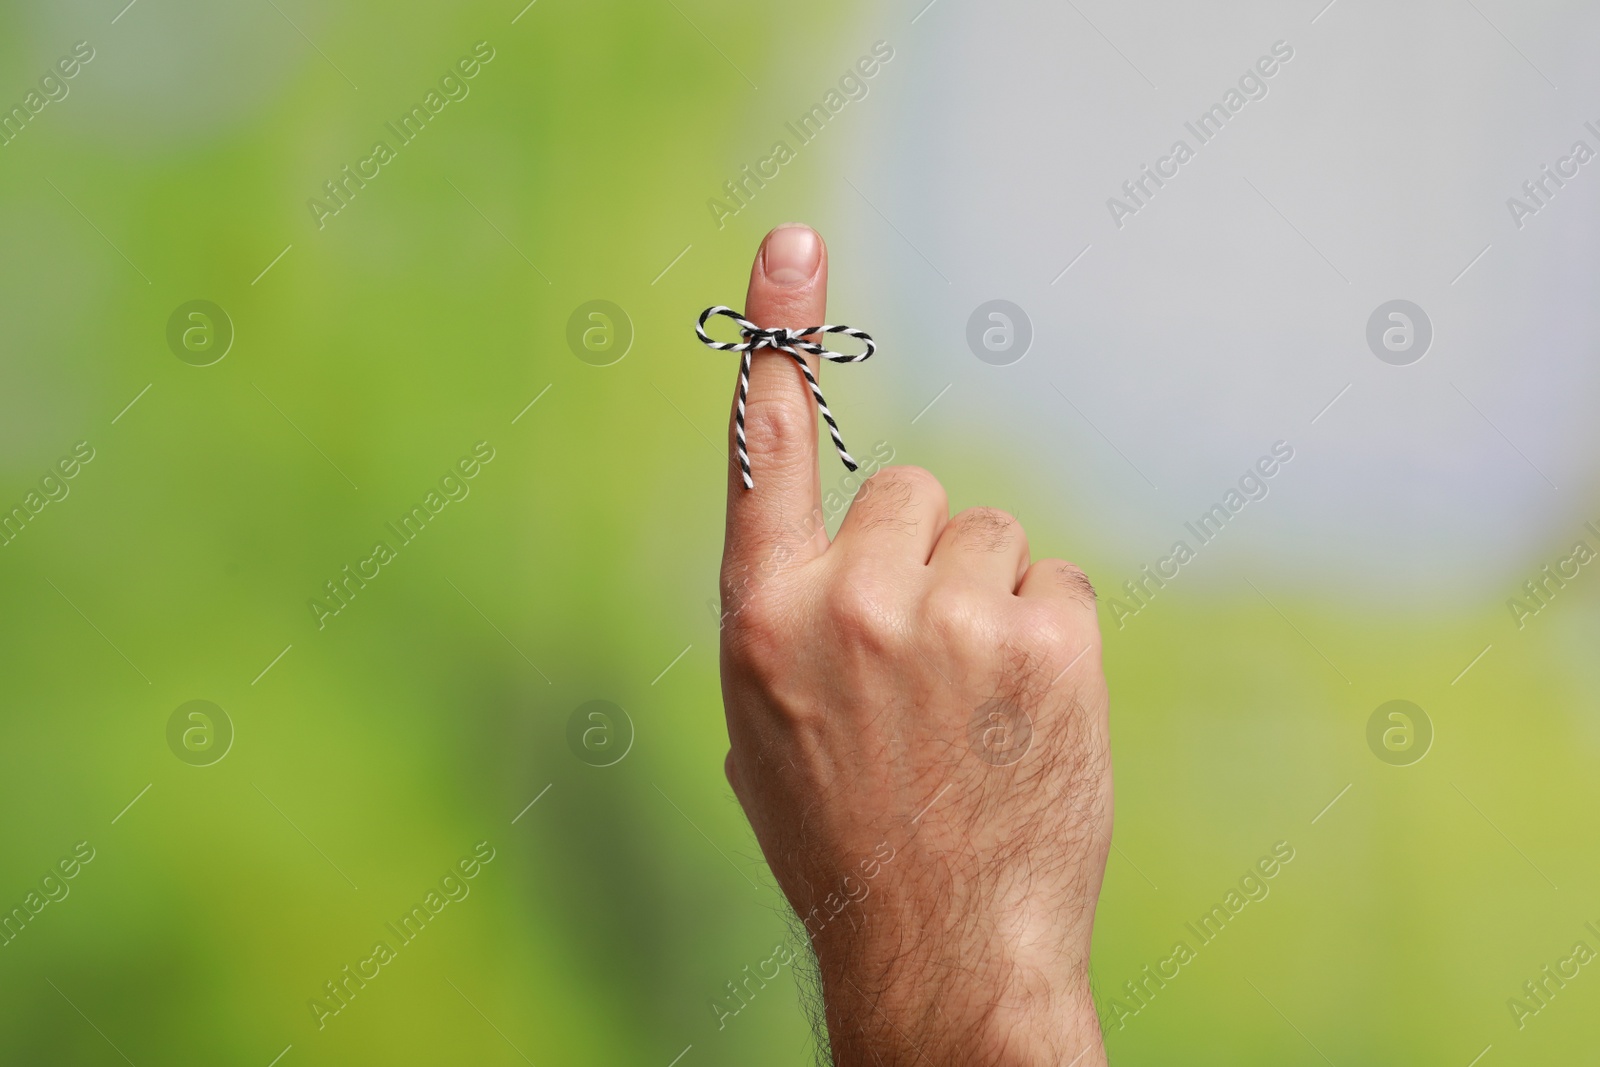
717, 224, 1113, 1066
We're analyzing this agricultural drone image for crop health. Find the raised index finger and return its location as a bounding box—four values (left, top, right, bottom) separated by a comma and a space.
721, 224, 832, 577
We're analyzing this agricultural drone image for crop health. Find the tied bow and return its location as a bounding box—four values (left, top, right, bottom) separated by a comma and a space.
695, 305, 875, 490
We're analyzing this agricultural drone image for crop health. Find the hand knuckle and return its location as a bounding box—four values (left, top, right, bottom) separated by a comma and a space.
1013, 601, 1075, 651
825, 575, 897, 650
722, 584, 790, 660
921, 583, 986, 648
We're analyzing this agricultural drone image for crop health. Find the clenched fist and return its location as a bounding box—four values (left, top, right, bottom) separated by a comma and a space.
716, 225, 1113, 1066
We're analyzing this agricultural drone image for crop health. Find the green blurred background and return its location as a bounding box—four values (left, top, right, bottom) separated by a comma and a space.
2, 0, 1597, 1063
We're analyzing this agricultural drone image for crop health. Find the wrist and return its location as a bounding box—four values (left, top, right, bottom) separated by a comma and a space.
813, 925, 1105, 1066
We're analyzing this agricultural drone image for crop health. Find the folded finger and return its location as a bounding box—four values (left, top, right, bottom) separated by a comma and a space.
927, 507, 1030, 591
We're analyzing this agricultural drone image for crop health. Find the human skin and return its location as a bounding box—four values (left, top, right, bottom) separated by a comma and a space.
716, 224, 1113, 1065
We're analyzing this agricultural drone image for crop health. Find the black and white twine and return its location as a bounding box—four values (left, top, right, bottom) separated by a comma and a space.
695, 305, 875, 490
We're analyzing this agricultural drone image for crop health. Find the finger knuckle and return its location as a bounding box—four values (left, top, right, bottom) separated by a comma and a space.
741, 397, 814, 466
1042, 558, 1098, 608
851, 472, 916, 526
849, 466, 942, 537
870, 465, 944, 501
953, 507, 1024, 552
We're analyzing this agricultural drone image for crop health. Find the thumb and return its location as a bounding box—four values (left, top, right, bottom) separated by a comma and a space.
722, 224, 831, 575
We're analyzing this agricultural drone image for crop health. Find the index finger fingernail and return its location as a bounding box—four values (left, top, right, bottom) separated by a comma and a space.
762, 225, 822, 287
